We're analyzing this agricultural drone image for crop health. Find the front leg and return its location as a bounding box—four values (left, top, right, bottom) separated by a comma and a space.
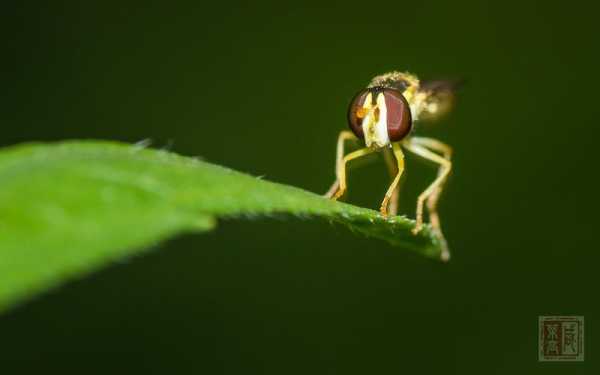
382, 147, 401, 216
330, 147, 376, 200
324, 130, 356, 198
379, 143, 405, 217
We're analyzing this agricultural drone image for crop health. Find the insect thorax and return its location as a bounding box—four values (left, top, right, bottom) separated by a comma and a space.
368, 71, 419, 94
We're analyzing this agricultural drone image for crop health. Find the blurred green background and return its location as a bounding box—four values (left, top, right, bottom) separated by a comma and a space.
1, 1, 598, 373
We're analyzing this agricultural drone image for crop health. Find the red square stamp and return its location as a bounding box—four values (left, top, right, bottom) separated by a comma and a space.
539, 316, 584, 361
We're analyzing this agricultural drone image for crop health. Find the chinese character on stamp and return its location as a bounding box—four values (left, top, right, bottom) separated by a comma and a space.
539, 316, 584, 361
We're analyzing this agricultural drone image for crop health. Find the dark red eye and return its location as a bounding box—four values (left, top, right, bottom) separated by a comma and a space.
347, 87, 412, 142
382, 88, 412, 141
347, 89, 370, 139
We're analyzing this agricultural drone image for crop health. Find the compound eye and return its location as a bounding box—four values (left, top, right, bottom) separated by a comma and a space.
383, 88, 412, 141
347, 89, 370, 139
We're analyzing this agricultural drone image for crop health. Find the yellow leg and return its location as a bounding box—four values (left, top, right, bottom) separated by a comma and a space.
402, 138, 452, 260
379, 143, 405, 217
325, 130, 357, 198
409, 137, 453, 158
329, 147, 376, 200
383, 147, 401, 216
410, 137, 452, 238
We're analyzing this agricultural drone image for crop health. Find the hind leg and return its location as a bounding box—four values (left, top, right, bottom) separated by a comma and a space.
402, 138, 452, 261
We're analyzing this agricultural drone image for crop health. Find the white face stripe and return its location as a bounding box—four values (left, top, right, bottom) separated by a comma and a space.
361, 92, 390, 148
374, 93, 389, 147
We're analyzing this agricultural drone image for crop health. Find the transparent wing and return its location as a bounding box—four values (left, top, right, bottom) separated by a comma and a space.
418, 79, 464, 122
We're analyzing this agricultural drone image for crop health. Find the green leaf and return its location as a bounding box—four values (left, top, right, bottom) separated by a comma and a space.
0, 141, 444, 312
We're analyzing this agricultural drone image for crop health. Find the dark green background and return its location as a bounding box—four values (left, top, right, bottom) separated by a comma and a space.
1, 1, 598, 373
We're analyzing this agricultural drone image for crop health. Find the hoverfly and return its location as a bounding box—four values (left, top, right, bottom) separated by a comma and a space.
325, 71, 459, 261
